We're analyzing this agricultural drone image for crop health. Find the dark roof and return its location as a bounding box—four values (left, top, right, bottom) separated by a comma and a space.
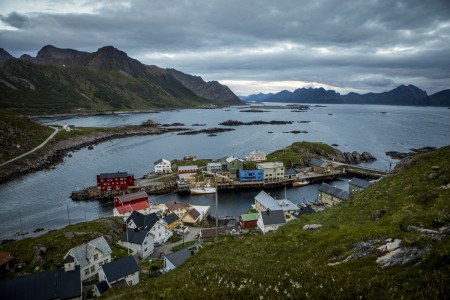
127, 212, 161, 231
95, 281, 110, 295
166, 200, 191, 212
122, 228, 150, 245
226, 219, 238, 227
318, 183, 349, 200
115, 191, 148, 204
64, 255, 74, 264
163, 213, 179, 225
99, 172, 129, 179
309, 158, 329, 168
188, 208, 201, 220
154, 158, 163, 165
102, 256, 139, 283
294, 206, 315, 218
285, 169, 299, 175
350, 177, 372, 189
165, 248, 191, 268
0, 265, 81, 300
260, 210, 286, 225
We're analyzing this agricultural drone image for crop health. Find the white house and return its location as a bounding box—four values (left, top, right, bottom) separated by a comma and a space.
257, 162, 285, 181
254, 190, 300, 215
154, 159, 172, 174
126, 212, 172, 245
119, 228, 154, 259
257, 210, 287, 234
64, 236, 112, 281
96, 256, 139, 296
206, 162, 223, 173
247, 150, 266, 162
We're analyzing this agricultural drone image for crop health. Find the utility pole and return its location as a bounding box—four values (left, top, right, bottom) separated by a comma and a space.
19, 213, 23, 239
67, 204, 71, 225
215, 174, 219, 242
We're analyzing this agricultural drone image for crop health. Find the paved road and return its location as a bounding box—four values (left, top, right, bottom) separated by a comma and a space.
151, 227, 202, 258
0, 126, 60, 167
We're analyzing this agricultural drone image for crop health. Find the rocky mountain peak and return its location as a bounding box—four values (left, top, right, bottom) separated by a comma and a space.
0, 48, 14, 62
86, 46, 146, 75
36, 45, 87, 65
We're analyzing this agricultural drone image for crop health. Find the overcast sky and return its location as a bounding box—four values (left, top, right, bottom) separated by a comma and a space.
1, 0, 449, 95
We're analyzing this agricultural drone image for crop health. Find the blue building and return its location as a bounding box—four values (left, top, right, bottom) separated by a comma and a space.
239, 169, 264, 182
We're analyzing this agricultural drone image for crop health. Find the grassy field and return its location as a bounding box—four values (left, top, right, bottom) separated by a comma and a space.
102, 146, 449, 299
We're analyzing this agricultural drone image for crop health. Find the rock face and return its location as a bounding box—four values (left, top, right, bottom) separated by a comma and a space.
0, 48, 14, 62
166, 68, 242, 105
376, 246, 431, 268
343, 151, 377, 164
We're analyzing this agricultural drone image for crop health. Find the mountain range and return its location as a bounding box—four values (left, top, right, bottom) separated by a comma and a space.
0, 46, 242, 115
242, 85, 450, 106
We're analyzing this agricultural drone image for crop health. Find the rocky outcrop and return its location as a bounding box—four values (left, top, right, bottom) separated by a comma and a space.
0, 48, 14, 62
303, 224, 323, 230
177, 127, 235, 135
376, 246, 431, 268
219, 120, 293, 126
343, 151, 377, 164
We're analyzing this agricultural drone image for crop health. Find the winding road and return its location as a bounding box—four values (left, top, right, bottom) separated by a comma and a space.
0, 126, 60, 168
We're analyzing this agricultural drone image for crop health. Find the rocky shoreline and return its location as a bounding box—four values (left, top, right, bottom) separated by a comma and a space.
0, 126, 185, 184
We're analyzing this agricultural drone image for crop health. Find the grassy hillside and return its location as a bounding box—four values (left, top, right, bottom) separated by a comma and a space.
106, 146, 449, 299
1, 218, 123, 276
0, 110, 53, 162
0, 59, 213, 115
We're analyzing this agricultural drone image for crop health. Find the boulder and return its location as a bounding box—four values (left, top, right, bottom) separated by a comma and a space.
303, 224, 323, 230
376, 246, 431, 268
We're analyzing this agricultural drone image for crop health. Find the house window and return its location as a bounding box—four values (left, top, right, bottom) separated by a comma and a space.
91, 266, 95, 273
104, 259, 109, 264
128, 280, 132, 286
144, 241, 147, 245
144, 248, 147, 252
85, 269, 90, 276
159, 233, 161, 237
94, 254, 98, 261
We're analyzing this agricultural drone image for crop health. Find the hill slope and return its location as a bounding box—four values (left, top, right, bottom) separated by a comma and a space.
0, 46, 241, 115
107, 146, 450, 299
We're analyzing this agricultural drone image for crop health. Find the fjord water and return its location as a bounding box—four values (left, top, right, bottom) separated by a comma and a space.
0, 104, 449, 239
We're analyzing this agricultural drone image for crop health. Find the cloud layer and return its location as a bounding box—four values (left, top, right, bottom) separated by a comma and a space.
1, 0, 449, 95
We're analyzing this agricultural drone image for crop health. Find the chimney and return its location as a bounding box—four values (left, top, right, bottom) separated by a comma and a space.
191, 250, 195, 256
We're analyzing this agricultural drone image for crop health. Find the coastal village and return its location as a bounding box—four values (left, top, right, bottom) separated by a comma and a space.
0, 148, 382, 298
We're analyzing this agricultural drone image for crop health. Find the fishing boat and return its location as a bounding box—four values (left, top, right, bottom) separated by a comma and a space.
292, 180, 309, 187
190, 180, 217, 195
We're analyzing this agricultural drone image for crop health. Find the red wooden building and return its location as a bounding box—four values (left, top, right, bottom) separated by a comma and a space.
96, 172, 134, 192
114, 191, 148, 208
239, 212, 259, 229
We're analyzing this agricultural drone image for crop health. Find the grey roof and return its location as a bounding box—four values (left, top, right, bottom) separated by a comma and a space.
260, 210, 286, 225
127, 212, 161, 231
99, 172, 129, 179
122, 228, 150, 245
350, 177, 372, 189
163, 213, 179, 225
309, 158, 329, 168
102, 255, 139, 283
66, 236, 112, 268
64, 255, 75, 264
165, 244, 201, 267
318, 183, 349, 200
285, 169, 299, 175
249, 150, 266, 155
255, 190, 299, 212
154, 158, 170, 166
294, 206, 315, 218
188, 208, 201, 220
0, 265, 81, 300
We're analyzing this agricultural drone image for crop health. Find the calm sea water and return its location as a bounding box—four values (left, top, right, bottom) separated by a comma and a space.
0, 104, 448, 239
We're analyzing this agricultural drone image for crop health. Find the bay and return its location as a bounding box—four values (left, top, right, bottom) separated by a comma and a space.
1, 104, 449, 240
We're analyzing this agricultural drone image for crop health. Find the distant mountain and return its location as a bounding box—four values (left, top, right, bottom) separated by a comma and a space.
240, 92, 274, 102
260, 84, 449, 106
166, 69, 241, 105
0, 45, 241, 115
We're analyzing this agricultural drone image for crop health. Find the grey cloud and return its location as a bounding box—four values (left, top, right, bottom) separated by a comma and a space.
0, 11, 29, 28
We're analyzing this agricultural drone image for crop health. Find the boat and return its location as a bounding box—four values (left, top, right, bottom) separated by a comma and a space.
190, 180, 217, 195
292, 180, 309, 187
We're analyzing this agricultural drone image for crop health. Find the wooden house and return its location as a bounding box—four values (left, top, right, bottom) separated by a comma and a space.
349, 177, 372, 194
96, 172, 134, 192
178, 165, 198, 179
239, 213, 259, 228
257, 210, 287, 234
309, 158, 334, 174
256, 162, 285, 181
154, 159, 172, 174
119, 228, 154, 259
247, 150, 266, 162
318, 183, 349, 206
96, 256, 139, 296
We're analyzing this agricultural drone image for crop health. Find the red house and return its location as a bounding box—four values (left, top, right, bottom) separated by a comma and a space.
96, 172, 134, 191
114, 191, 148, 208
239, 213, 259, 229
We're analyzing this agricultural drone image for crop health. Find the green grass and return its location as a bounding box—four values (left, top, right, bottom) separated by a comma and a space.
101, 146, 450, 299
0, 110, 53, 162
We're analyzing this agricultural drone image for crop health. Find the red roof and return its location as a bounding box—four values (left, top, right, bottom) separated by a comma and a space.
115, 191, 148, 204
116, 201, 149, 214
